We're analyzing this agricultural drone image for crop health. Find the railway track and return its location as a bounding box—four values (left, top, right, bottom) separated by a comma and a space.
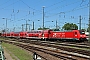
36, 41, 90, 49
6, 39, 90, 48
2, 40, 90, 60
15, 39, 90, 50
7, 39, 90, 55
24, 40, 90, 56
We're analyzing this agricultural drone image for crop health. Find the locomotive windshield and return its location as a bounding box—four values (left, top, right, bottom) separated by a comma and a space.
79, 30, 85, 34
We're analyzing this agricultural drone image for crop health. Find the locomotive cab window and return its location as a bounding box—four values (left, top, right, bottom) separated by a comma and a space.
79, 30, 85, 34
75, 32, 77, 34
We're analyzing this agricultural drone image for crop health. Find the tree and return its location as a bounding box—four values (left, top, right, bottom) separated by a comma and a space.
38, 27, 43, 30
62, 23, 78, 30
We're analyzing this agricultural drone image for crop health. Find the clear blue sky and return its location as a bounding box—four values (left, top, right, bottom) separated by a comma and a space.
0, 0, 89, 32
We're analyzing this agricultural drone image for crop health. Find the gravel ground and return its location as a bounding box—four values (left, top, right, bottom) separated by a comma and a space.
4, 48, 14, 60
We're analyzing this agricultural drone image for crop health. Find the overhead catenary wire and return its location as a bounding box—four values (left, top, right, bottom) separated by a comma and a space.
8, 0, 88, 21
0, 0, 89, 31
45, 0, 81, 13
16, 0, 80, 20
16, 0, 66, 20
19, 0, 42, 12
0, 0, 88, 19
45, 5, 88, 18
24, 0, 83, 20
46, 0, 66, 9
44, 0, 88, 20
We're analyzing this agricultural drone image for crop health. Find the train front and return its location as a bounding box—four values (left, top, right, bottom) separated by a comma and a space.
79, 30, 87, 41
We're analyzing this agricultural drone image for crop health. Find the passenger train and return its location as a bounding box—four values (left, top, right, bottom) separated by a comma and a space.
1, 29, 87, 42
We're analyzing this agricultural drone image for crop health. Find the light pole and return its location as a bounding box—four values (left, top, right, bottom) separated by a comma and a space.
89, 0, 90, 43
22, 24, 24, 31
42, 6, 45, 40
42, 6, 45, 30
32, 21, 34, 30
21, 19, 31, 31
27, 24, 31, 31
13, 27, 15, 32
29, 24, 30, 31
56, 20, 58, 29
28, 20, 40, 30
28, 20, 34, 30
22, 23, 31, 31
26, 20, 28, 31
2, 18, 7, 34
79, 15, 82, 30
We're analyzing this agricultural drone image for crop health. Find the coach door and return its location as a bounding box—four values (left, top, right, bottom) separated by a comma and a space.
48, 30, 53, 39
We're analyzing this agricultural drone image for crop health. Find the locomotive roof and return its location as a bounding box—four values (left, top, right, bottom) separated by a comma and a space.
53, 30, 81, 32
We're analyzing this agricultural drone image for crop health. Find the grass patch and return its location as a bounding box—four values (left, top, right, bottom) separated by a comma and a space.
2, 42, 33, 60
0, 37, 5, 40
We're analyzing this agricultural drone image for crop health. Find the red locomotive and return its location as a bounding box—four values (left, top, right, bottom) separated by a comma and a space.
48, 30, 86, 41
1, 29, 87, 42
